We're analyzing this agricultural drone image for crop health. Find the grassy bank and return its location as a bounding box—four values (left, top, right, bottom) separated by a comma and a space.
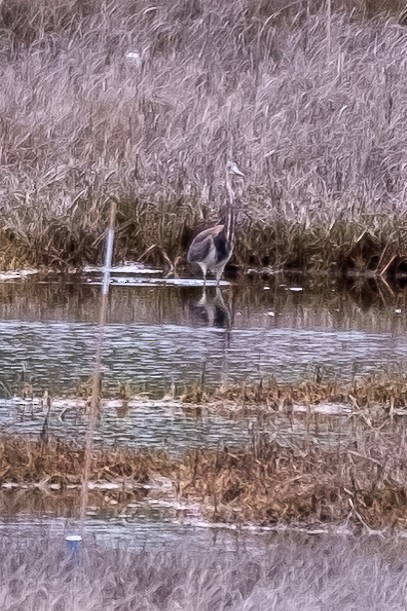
0, 2, 407, 269
0, 535, 406, 610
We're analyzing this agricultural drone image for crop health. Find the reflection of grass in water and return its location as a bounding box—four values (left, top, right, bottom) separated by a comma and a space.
2, 430, 407, 530
1, 534, 407, 609
0, 487, 149, 519
2, 275, 407, 331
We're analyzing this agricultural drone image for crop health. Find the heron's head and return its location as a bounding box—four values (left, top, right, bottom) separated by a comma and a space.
225, 160, 244, 204
226, 160, 244, 178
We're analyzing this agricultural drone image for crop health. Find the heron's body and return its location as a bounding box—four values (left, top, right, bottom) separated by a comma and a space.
187, 161, 242, 284
187, 220, 234, 283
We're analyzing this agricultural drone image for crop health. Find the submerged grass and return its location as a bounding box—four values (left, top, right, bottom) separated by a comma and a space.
0, 2, 407, 269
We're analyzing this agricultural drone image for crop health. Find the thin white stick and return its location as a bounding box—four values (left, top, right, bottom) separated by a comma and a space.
326, 0, 331, 59
79, 199, 117, 527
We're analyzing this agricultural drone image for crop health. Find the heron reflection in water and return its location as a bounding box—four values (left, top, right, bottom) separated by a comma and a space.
193, 286, 232, 329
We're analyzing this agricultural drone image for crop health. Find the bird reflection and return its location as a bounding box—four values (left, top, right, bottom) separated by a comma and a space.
182, 286, 232, 388
185, 286, 232, 330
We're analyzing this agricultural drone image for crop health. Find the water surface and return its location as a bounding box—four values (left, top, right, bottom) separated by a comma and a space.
0, 271, 406, 547
1, 275, 407, 396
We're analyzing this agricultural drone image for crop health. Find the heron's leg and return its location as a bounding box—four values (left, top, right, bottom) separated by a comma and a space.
199, 263, 207, 286
216, 266, 225, 286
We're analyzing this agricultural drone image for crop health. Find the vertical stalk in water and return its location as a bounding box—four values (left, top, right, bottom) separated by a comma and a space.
326, 0, 331, 59
79, 198, 117, 526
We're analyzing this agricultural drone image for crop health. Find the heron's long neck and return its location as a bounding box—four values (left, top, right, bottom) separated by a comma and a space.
225, 179, 236, 254
225, 202, 235, 253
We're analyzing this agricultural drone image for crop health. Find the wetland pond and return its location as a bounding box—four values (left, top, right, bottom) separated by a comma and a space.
2, 266, 407, 548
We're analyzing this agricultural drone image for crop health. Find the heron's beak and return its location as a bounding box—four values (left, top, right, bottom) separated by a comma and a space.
226, 160, 245, 178
231, 164, 244, 178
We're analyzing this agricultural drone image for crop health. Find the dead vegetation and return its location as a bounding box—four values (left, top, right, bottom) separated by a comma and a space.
180, 433, 407, 529
0, 436, 166, 485
0, 2, 407, 270
180, 371, 407, 415
2, 533, 407, 610
2, 430, 407, 530
14, 368, 407, 422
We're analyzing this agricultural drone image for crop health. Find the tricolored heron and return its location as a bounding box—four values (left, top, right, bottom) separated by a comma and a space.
187, 160, 244, 285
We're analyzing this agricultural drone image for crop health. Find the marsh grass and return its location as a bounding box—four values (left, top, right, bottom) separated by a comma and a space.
180, 371, 407, 413
1, 2, 407, 269
181, 434, 407, 528
2, 534, 407, 610
3, 431, 407, 529
13, 369, 407, 419
0, 436, 161, 484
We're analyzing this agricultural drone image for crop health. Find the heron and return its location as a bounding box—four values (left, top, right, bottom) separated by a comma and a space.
187, 160, 244, 285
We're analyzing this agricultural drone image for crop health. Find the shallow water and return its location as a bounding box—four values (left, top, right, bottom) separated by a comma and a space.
1, 269, 407, 543
0, 270, 403, 450
0, 514, 249, 553
0, 397, 252, 450
0, 395, 351, 451
1, 273, 407, 398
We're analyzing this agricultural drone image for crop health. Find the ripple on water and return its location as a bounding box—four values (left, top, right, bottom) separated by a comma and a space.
0, 397, 251, 451
0, 320, 406, 394
0, 514, 275, 553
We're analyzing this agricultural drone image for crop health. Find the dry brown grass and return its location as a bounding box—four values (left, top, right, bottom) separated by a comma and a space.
0, 436, 171, 484
0, 2, 407, 269
180, 371, 407, 414
180, 435, 407, 529
3, 431, 407, 529
19, 368, 407, 421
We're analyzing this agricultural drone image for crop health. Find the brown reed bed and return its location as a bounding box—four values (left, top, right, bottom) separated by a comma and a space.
2, 430, 407, 530
16, 369, 407, 422
1, 2, 407, 271
0, 436, 173, 485
180, 434, 407, 529
179, 371, 407, 414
